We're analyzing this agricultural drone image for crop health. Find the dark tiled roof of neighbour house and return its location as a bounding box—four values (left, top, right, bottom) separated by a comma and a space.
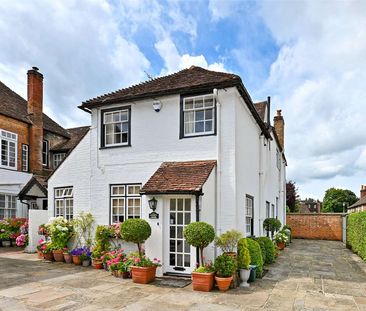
79, 66, 272, 139
349, 196, 366, 209
0, 81, 70, 138
51, 126, 90, 152
140, 160, 217, 194
254, 101, 267, 121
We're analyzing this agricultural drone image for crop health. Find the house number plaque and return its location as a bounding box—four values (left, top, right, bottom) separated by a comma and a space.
149, 211, 159, 219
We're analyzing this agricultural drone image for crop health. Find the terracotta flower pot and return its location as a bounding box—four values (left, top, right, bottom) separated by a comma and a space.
192, 272, 215, 292
215, 276, 233, 292
37, 250, 44, 259
64, 253, 72, 263
122, 271, 130, 279
53, 250, 65, 262
131, 266, 157, 284
72, 255, 81, 265
43, 252, 54, 262
92, 259, 103, 269
111, 270, 118, 277
277, 242, 285, 250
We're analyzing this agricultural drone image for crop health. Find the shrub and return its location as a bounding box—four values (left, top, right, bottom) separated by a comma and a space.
347, 211, 366, 261
256, 237, 276, 264
183, 222, 215, 266
92, 225, 114, 259
47, 217, 73, 249
120, 219, 151, 257
263, 218, 282, 239
214, 254, 237, 277
214, 230, 242, 253
247, 238, 264, 278
237, 238, 251, 269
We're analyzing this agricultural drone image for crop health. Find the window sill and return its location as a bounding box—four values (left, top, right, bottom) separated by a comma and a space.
100, 144, 131, 150
180, 133, 216, 139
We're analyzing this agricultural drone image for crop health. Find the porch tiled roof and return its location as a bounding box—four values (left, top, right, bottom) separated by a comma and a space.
140, 160, 217, 195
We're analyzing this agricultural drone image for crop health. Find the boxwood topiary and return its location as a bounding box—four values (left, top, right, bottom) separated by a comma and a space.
256, 237, 276, 264
214, 254, 237, 277
247, 238, 264, 278
263, 218, 282, 239
237, 238, 251, 269
120, 219, 151, 257
183, 222, 215, 266
254, 237, 267, 264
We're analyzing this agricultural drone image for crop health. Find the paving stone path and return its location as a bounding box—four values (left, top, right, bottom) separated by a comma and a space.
1, 239, 366, 310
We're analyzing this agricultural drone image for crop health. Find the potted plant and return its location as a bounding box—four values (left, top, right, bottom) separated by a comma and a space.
274, 232, 288, 250
42, 243, 54, 261
71, 247, 85, 265
80, 249, 91, 267
214, 230, 242, 258
120, 219, 158, 284
63, 247, 72, 263
38, 224, 48, 236
214, 254, 237, 292
283, 225, 292, 243
36, 239, 46, 259
0, 231, 10, 247
91, 225, 113, 269
237, 238, 251, 287
183, 222, 216, 292
47, 217, 73, 262
263, 218, 282, 239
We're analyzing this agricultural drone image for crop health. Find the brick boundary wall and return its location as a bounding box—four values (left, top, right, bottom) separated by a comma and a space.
286, 213, 344, 241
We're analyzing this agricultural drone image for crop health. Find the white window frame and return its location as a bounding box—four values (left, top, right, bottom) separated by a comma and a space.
0, 194, 17, 219
183, 94, 215, 137
110, 184, 141, 224
245, 196, 253, 236
53, 153, 65, 168
54, 187, 73, 220
0, 129, 17, 170
42, 140, 49, 167
22, 144, 29, 172
103, 109, 130, 147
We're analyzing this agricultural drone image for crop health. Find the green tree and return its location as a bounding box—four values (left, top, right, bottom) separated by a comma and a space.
322, 188, 358, 213
286, 181, 300, 212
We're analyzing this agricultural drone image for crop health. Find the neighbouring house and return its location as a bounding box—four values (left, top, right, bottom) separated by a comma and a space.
0, 67, 89, 219
48, 66, 287, 275
348, 185, 366, 213
300, 198, 322, 213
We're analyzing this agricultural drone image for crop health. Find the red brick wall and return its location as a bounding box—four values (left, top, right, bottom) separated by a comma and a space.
286, 213, 343, 241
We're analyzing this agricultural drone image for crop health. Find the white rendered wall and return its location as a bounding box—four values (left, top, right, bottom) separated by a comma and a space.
26, 209, 49, 252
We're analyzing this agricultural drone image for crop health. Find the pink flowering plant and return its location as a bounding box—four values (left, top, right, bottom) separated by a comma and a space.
129, 255, 161, 268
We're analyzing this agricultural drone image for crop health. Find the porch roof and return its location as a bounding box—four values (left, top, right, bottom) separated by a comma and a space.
140, 160, 216, 195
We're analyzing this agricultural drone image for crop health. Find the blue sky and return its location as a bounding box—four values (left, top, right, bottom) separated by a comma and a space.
1, 0, 366, 201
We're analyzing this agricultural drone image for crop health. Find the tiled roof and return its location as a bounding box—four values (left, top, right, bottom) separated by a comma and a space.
0, 81, 70, 138
254, 101, 267, 121
81, 66, 242, 108
51, 126, 90, 152
140, 160, 217, 194
349, 196, 366, 209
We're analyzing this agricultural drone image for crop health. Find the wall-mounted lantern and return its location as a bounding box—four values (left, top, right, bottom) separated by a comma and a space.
152, 101, 162, 112
148, 197, 157, 212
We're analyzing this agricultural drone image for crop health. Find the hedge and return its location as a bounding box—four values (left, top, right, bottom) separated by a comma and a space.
255, 238, 267, 264
256, 237, 276, 264
347, 211, 366, 260
247, 238, 264, 278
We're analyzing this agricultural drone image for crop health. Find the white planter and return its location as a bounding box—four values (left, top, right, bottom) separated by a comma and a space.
82, 259, 90, 267
239, 269, 250, 288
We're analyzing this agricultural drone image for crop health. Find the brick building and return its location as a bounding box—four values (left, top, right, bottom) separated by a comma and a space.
348, 185, 366, 213
300, 198, 322, 213
0, 67, 89, 219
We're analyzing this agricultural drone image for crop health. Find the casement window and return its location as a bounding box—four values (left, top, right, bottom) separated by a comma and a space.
101, 107, 131, 148
181, 94, 215, 138
53, 153, 66, 168
110, 184, 141, 224
42, 140, 49, 167
266, 201, 270, 218
0, 129, 17, 170
54, 187, 73, 220
271, 204, 275, 219
0, 194, 16, 219
245, 195, 254, 236
22, 144, 29, 172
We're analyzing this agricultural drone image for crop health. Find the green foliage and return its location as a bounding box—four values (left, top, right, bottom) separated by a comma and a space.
47, 217, 73, 249
283, 224, 292, 231
347, 211, 366, 261
120, 219, 151, 257
92, 225, 114, 259
183, 222, 215, 265
214, 230, 242, 253
254, 238, 267, 264
286, 180, 300, 212
274, 232, 289, 243
256, 237, 276, 264
263, 218, 281, 238
194, 261, 215, 273
72, 212, 95, 247
237, 238, 251, 269
214, 254, 237, 277
246, 238, 264, 278
322, 188, 358, 213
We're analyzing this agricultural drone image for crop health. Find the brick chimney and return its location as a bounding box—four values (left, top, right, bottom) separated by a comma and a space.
273, 109, 285, 150
27, 67, 43, 173
360, 185, 366, 198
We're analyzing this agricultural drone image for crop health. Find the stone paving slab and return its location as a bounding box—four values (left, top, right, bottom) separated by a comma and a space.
1, 240, 366, 310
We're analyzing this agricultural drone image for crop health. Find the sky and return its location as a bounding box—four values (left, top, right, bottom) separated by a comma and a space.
1, 0, 365, 200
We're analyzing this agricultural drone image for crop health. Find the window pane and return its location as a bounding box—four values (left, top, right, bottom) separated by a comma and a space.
204, 97, 214, 107
113, 112, 120, 122
122, 133, 128, 143
194, 98, 203, 108
184, 122, 194, 134
195, 110, 204, 121
104, 113, 113, 123
122, 122, 129, 132
106, 134, 113, 145
205, 121, 212, 132
121, 111, 128, 121
195, 121, 204, 133
205, 109, 213, 120
184, 99, 193, 110
184, 111, 194, 122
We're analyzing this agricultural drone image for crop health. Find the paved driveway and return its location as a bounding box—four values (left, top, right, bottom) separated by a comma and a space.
1, 240, 366, 310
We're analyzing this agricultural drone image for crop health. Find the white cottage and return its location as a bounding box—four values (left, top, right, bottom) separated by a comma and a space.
48, 66, 286, 276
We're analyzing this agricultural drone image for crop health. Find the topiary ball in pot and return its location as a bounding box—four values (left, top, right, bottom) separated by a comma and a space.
214, 254, 237, 291
120, 219, 151, 257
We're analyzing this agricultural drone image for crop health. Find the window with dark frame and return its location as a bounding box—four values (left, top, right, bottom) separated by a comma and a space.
54, 187, 73, 220
245, 195, 254, 236
101, 107, 131, 148
110, 184, 141, 224
180, 94, 215, 138
42, 140, 49, 167
22, 144, 29, 172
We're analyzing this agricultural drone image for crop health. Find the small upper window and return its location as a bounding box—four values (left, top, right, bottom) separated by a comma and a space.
53, 153, 66, 168
102, 108, 130, 147
0, 129, 17, 170
182, 95, 215, 137
42, 140, 49, 167
22, 144, 29, 172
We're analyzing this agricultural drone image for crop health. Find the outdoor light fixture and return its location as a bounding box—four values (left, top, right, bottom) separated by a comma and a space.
152, 101, 162, 112
148, 197, 157, 211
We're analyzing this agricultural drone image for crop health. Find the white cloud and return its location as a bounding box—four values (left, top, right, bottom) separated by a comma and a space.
208, 0, 237, 21
259, 0, 366, 198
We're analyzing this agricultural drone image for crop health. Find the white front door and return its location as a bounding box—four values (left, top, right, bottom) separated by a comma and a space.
165, 197, 195, 274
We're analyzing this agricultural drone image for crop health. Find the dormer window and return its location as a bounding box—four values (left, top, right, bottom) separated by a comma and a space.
180, 94, 216, 138
101, 106, 131, 148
